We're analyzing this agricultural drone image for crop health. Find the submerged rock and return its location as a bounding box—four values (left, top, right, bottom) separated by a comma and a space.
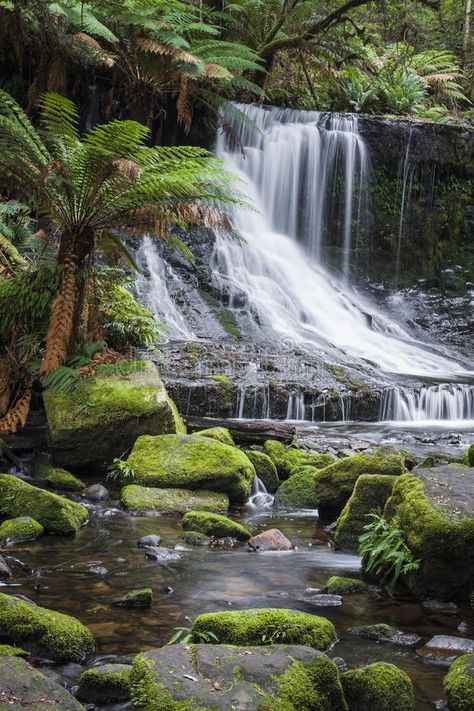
0, 593, 95, 662
77, 663, 131, 704
113, 588, 153, 609
43, 360, 184, 468
137, 534, 162, 548
144, 546, 181, 563
349, 624, 421, 646
129, 644, 347, 710
0, 473, 88, 534
182, 511, 250, 541
335, 475, 396, 550
341, 661, 415, 711
0, 516, 44, 543
248, 529, 293, 551
191, 608, 337, 650
422, 600, 461, 616
126, 433, 255, 503
0, 656, 84, 710
182, 530, 210, 546
443, 653, 474, 711
244, 450, 279, 493
121, 485, 229, 514
302, 592, 343, 607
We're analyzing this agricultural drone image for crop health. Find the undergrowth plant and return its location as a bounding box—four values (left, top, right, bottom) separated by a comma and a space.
167, 616, 219, 645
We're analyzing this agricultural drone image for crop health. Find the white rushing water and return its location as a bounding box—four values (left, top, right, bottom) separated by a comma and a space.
380, 384, 474, 424
247, 475, 274, 510
212, 103, 469, 379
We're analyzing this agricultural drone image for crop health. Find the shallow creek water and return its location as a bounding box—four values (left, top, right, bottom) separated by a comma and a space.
3, 481, 474, 710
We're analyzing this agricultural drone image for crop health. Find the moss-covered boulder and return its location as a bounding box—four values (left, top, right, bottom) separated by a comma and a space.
192, 609, 337, 650
263, 441, 334, 479
341, 662, 415, 711
129, 644, 347, 710
197, 426, 234, 446
383, 468, 474, 600
0, 593, 95, 662
444, 653, 474, 711
463, 444, 474, 467
126, 433, 255, 503
0, 474, 88, 534
113, 588, 153, 609
77, 663, 131, 704
335, 475, 396, 550
0, 656, 85, 710
314, 450, 405, 515
182, 511, 250, 540
244, 450, 279, 493
121, 485, 229, 514
323, 577, 367, 595
0, 516, 44, 543
0, 643, 27, 657
44, 361, 185, 468
274, 469, 319, 509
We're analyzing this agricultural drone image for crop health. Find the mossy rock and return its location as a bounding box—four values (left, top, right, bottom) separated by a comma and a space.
335, 475, 396, 550
129, 644, 346, 710
192, 609, 337, 650
182, 511, 250, 540
0, 474, 88, 534
43, 361, 185, 468
244, 450, 279, 493
77, 663, 132, 704
113, 588, 153, 609
341, 662, 415, 711
463, 444, 474, 467
263, 441, 334, 479
314, 450, 405, 515
0, 516, 44, 543
444, 653, 474, 711
47, 468, 85, 492
182, 530, 210, 546
382, 469, 474, 600
0, 643, 27, 657
126, 433, 255, 503
197, 427, 234, 446
121, 485, 229, 515
274, 469, 319, 509
0, 656, 84, 710
0, 593, 95, 662
322, 577, 367, 595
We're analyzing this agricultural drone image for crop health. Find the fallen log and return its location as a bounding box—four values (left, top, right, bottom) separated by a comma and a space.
185, 417, 295, 444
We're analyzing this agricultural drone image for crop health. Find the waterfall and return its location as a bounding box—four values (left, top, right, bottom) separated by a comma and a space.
286, 392, 305, 421
380, 384, 474, 423
395, 127, 415, 285
212, 103, 469, 379
247, 476, 274, 510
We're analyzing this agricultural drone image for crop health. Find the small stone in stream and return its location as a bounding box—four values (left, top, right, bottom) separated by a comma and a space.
303, 593, 343, 607
248, 529, 293, 551
145, 546, 181, 562
323, 576, 367, 595
350, 624, 421, 646
458, 622, 470, 633
332, 656, 348, 672
433, 701, 449, 711
83, 484, 109, 502
138, 534, 162, 548
113, 588, 153, 609
88, 565, 108, 576
424, 635, 474, 653
182, 530, 209, 546
77, 663, 132, 703
209, 536, 239, 549
422, 600, 460, 616
0, 556, 12, 579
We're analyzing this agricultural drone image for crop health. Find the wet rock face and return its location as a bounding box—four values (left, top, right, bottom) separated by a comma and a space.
0, 656, 84, 710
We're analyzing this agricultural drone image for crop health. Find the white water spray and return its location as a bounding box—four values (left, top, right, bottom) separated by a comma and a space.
247, 476, 274, 510
380, 384, 474, 424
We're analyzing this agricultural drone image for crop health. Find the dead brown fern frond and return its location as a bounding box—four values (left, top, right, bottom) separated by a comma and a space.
0, 381, 32, 434
176, 75, 194, 134
40, 255, 77, 375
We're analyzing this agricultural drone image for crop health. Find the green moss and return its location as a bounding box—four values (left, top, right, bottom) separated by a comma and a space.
197, 427, 234, 446
121, 485, 229, 515
263, 441, 334, 479
314, 450, 405, 515
0, 473, 88, 534
244, 450, 279, 493
126, 434, 255, 503
382, 473, 474, 599
0, 644, 27, 657
182, 511, 250, 540
129, 654, 197, 711
182, 530, 209, 546
210, 375, 235, 413
462, 444, 474, 467
218, 308, 241, 339
335, 475, 396, 550
0, 516, 44, 543
0, 593, 95, 662
341, 662, 415, 711
114, 589, 153, 609
323, 577, 367, 595
191, 609, 337, 650
444, 653, 474, 711
77, 664, 131, 703
274, 469, 319, 509
47, 468, 85, 491
263, 656, 348, 711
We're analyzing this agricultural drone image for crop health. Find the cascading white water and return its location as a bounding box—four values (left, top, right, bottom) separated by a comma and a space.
212, 103, 470, 379
247, 476, 274, 510
380, 384, 474, 423
286, 392, 305, 421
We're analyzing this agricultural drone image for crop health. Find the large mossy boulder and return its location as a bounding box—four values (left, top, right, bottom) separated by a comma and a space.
263, 440, 334, 479
0, 656, 84, 710
0, 474, 88, 534
443, 653, 474, 711
314, 450, 405, 515
341, 662, 415, 711
244, 450, 279, 493
129, 644, 347, 711
0, 516, 44, 543
43, 361, 185, 468
126, 433, 255, 503
274, 469, 319, 509
182, 511, 250, 540
0, 593, 95, 662
382, 468, 474, 600
192, 609, 337, 650
335, 475, 396, 550
121, 485, 229, 514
